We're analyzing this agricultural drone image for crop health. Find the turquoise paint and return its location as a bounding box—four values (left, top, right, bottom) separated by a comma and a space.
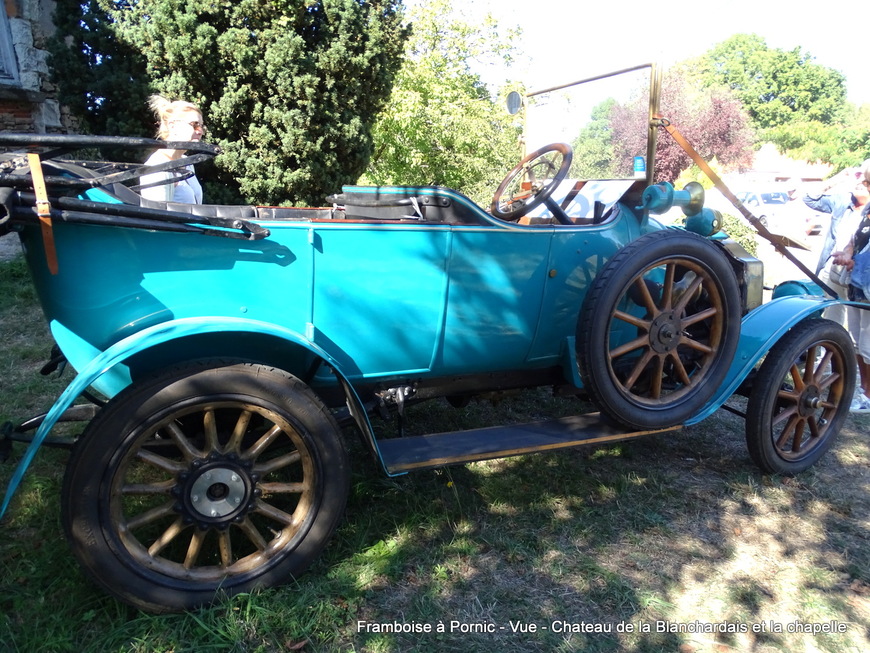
8, 182, 856, 518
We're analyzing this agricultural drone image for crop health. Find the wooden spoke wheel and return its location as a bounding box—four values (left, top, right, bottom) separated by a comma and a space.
62, 360, 349, 612
746, 318, 856, 474
578, 230, 741, 430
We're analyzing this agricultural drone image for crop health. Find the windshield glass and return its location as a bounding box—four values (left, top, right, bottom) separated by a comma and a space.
523, 64, 658, 182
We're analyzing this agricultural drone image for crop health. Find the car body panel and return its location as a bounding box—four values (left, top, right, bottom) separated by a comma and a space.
0, 314, 378, 517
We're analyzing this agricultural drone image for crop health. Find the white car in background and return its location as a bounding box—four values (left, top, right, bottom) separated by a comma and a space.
736, 188, 825, 236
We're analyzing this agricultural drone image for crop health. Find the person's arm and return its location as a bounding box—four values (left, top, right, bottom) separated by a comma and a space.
803, 192, 837, 214
832, 239, 856, 269
804, 168, 862, 212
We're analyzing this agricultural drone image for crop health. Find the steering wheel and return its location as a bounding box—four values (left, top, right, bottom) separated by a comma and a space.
491, 143, 573, 221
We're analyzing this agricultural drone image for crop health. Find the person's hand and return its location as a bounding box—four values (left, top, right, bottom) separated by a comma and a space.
832, 250, 854, 268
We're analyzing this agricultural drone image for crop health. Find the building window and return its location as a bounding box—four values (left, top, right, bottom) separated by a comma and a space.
0, 8, 20, 85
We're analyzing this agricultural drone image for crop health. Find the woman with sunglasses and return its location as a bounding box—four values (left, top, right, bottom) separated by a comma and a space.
140, 95, 205, 204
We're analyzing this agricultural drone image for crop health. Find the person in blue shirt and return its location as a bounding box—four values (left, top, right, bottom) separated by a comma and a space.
802, 165, 869, 332
829, 162, 870, 413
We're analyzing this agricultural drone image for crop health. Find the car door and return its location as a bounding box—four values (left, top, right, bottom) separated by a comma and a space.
436, 223, 553, 374
310, 223, 451, 379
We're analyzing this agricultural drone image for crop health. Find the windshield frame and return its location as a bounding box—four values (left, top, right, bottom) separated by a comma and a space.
522, 63, 662, 187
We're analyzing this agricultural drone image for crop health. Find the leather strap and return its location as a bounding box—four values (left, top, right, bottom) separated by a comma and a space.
26, 153, 59, 274
656, 115, 837, 298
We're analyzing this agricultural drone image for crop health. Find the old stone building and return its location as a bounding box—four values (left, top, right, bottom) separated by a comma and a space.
0, 0, 63, 133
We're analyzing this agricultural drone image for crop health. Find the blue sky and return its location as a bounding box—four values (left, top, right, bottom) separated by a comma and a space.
412, 0, 868, 106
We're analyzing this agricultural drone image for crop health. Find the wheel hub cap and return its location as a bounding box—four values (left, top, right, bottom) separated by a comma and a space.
649, 310, 682, 353
799, 386, 821, 417
175, 456, 256, 528
190, 467, 247, 518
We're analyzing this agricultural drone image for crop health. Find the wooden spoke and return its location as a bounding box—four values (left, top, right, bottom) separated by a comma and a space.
242, 424, 284, 461
122, 479, 176, 495
125, 501, 176, 531
238, 518, 269, 551
135, 448, 187, 474
146, 517, 188, 557
203, 408, 220, 453
163, 421, 202, 461
183, 529, 207, 569
253, 450, 302, 476
254, 499, 297, 527
218, 530, 233, 567
258, 481, 307, 495
225, 409, 253, 454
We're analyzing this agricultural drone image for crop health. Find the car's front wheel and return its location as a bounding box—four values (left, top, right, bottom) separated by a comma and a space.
62, 360, 350, 612
745, 319, 855, 474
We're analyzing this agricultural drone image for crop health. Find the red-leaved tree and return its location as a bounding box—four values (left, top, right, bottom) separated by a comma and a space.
611, 70, 755, 182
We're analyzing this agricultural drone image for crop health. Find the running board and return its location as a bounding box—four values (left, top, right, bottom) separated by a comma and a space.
378, 413, 680, 474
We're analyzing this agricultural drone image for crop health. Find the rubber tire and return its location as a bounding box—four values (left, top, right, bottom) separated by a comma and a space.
577, 230, 742, 430
745, 318, 856, 474
61, 360, 349, 613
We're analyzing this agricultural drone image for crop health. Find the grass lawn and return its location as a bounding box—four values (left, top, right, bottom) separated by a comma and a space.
1, 253, 868, 653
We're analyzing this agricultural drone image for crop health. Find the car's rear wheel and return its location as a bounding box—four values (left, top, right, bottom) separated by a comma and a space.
577, 230, 742, 430
62, 360, 349, 612
745, 319, 855, 474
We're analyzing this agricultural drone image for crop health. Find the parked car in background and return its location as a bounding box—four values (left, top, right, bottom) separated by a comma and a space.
736, 188, 825, 237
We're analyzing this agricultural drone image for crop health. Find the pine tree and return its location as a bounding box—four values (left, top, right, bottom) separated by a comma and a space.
49, 0, 409, 205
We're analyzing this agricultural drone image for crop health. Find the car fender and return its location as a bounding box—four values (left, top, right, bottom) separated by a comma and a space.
1, 316, 378, 518
685, 295, 845, 425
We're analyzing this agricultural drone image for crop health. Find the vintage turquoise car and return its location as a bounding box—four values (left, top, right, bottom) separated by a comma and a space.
0, 64, 860, 611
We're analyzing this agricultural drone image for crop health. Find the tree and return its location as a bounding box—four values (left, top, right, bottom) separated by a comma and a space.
689, 34, 847, 131
763, 106, 870, 172
569, 99, 617, 180
49, 1, 153, 136
686, 34, 870, 172
49, 0, 409, 205
362, 0, 522, 206
606, 69, 755, 183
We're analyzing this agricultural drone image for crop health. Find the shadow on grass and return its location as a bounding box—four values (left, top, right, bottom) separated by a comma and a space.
1, 398, 868, 652
312, 407, 869, 653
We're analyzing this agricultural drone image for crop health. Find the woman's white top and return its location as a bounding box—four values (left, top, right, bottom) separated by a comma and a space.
140, 152, 202, 204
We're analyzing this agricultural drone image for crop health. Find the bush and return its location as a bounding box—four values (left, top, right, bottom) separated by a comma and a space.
719, 211, 758, 256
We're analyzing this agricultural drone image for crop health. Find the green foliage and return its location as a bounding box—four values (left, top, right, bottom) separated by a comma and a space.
681, 34, 870, 172
764, 107, 870, 172
569, 99, 617, 179
690, 34, 847, 131
49, 0, 409, 206
719, 212, 758, 257
48, 1, 153, 136
362, 0, 522, 206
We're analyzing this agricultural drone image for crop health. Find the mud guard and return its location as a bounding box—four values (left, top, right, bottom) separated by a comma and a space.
685, 295, 846, 425
1, 316, 378, 518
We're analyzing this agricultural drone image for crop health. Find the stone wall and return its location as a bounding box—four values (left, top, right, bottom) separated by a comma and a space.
0, 0, 64, 133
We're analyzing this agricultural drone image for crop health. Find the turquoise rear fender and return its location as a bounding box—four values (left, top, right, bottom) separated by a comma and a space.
685, 295, 843, 425
1, 316, 379, 518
